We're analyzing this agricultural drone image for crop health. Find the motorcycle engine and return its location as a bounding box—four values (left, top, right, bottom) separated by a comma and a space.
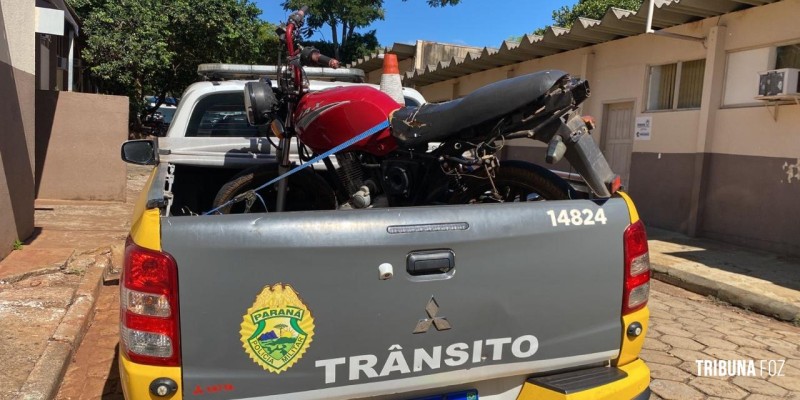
335, 153, 365, 196
336, 154, 381, 209
381, 160, 424, 206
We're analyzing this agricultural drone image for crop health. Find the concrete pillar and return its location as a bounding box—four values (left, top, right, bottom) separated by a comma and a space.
579, 50, 594, 115
580, 50, 593, 82
687, 25, 727, 236
0, 0, 37, 259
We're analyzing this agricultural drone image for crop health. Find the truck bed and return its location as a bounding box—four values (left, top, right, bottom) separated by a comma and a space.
161, 196, 631, 399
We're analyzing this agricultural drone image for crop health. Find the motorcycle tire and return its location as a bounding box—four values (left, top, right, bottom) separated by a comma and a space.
449, 165, 569, 204
212, 165, 337, 214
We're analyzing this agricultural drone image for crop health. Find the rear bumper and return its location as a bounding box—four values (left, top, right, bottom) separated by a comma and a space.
517, 358, 651, 400
118, 353, 649, 400
119, 352, 182, 400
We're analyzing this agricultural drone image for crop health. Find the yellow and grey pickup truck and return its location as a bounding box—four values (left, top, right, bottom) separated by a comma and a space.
119, 167, 651, 400
117, 68, 651, 400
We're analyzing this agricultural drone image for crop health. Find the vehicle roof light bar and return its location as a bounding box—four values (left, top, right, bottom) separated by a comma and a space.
197, 63, 366, 82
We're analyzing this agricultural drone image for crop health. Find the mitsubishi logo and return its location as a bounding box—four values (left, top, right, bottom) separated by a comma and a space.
413, 297, 451, 334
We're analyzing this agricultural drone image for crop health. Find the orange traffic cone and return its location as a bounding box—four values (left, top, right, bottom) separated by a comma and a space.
380, 53, 404, 105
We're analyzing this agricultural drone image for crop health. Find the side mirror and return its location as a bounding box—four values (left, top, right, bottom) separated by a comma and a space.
244, 79, 278, 126
121, 139, 158, 165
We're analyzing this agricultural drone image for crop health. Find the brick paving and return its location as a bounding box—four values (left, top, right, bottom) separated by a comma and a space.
646, 280, 800, 400
55, 280, 800, 399
55, 283, 123, 400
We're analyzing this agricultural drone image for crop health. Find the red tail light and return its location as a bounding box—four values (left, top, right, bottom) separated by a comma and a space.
121, 239, 180, 366
622, 220, 650, 315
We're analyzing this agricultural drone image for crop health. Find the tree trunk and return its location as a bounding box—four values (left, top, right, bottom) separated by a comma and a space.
329, 20, 340, 60
347, 24, 355, 44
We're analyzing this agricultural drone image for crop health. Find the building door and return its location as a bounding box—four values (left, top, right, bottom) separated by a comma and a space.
601, 102, 635, 188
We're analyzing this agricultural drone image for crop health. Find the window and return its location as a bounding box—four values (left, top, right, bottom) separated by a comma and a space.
723, 43, 800, 106
156, 106, 176, 124
776, 44, 800, 69
647, 59, 706, 111
186, 92, 264, 137
677, 60, 706, 109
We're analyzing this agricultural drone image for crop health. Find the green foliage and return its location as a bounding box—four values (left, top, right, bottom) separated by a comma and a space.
280, 0, 383, 61
13, 239, 23, 251
419, 0, 460, 6
280, 0, 458, 62
69, 0, 269, 127
303, 31, 380, 64
259, 21, 282, 65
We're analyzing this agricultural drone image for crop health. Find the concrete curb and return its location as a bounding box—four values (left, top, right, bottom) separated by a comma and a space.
18, 249, 111, 400
651, 262, 800, 323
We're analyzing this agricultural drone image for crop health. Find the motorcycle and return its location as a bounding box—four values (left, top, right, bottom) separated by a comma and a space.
211, 6, 620, 214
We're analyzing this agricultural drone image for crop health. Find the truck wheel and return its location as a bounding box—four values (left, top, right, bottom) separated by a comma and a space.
450, 165, 568, 204
212, 165, 337, 214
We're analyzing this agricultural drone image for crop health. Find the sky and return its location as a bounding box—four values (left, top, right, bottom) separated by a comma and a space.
254, 0, 576, 49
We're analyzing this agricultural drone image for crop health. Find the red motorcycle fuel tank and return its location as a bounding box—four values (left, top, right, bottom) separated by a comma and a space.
293, 86, 402, 156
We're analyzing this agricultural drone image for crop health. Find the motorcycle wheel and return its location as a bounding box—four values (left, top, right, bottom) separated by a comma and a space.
449, 165, 569, 204
212, 165, 337, 214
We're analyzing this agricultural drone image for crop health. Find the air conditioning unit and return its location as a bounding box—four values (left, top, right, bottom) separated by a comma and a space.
758, 68, 800, 96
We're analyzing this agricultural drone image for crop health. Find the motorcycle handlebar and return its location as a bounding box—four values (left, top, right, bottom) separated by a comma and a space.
315, 53, 339, 69
289, 6, 307, 26
300, 47, 340, 69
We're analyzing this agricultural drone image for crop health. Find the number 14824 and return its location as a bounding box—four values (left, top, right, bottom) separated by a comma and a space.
546, 209, 607, 227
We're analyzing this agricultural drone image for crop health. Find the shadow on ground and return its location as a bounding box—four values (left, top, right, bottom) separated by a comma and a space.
650, 228, 800, 293
102, 345, 123, 399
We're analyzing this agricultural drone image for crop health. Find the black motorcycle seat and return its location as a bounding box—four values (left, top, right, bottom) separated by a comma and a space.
390, 70, 568, 147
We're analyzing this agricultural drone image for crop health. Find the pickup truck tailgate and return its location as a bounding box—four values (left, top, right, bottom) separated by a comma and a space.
162, 199, 630, 399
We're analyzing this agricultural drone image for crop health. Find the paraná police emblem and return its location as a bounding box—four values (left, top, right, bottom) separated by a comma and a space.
241, 283, 315, 373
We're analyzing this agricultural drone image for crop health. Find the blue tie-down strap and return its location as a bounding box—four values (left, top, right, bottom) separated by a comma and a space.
204, 119, 390, 215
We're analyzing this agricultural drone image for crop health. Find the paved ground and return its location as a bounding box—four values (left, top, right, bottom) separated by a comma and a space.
0, 166, 149, 400
55, 279, 800, 399
646, 280, 800, 400
56, 283, 123, 400
0, 270, 82, 399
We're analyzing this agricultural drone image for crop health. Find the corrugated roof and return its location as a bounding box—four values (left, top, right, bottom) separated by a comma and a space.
382, 0, 782, 86
346, 42, 417, 74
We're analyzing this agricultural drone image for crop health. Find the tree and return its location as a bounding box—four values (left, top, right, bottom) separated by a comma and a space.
69, 0, 271, 130
302, 31, 381, 65
259, 21, 282, 65
280, 0, 460, 62
274, 323, 289, 337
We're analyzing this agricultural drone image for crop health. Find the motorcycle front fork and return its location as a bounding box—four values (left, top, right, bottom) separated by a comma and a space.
275, 136, 292, 212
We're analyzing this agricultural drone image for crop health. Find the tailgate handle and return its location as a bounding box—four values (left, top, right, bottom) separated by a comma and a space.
407, 250, 455, 276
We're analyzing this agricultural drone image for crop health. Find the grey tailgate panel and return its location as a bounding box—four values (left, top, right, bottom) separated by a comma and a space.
162, 199, 630, 400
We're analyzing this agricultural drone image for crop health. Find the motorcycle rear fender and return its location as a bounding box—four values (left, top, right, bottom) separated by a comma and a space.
537, 114, 616, 199
563, 131, 616, 198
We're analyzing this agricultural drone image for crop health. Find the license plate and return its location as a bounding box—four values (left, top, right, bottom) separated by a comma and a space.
411, 389, 478, 400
